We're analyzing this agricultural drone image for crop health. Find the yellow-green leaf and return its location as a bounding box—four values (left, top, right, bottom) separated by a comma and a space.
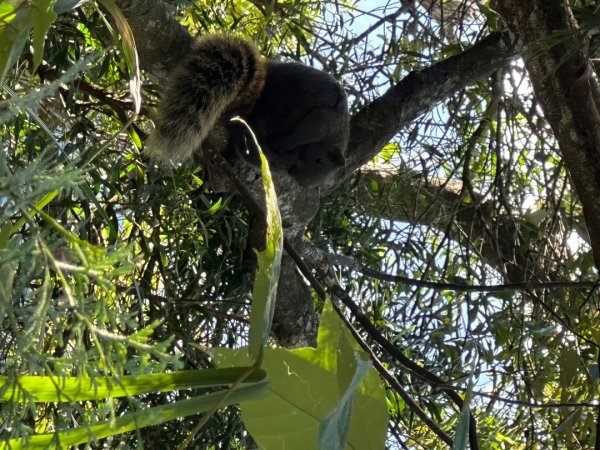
248, 140, 283, 359
29, 0, 57, 72
97, 0, 141, 115
0, 368, 267, 403
214, 301, 388, 450
0, 382, 268, 449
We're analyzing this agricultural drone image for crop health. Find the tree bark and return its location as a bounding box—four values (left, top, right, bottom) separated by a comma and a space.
340, 30, 519, 186
497, 0, 600, 270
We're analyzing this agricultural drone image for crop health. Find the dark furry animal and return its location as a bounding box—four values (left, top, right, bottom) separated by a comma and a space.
146, 34, 349, 187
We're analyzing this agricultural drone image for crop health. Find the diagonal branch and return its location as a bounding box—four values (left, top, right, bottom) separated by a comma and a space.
341, 30, 519, 181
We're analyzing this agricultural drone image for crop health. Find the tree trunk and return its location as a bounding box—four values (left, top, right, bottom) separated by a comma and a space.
497, 0, 600, 271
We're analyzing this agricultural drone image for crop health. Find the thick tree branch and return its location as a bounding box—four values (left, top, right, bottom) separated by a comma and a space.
115, 0, 192, 80
339, 30, 519, 183
354, 164, 531, 279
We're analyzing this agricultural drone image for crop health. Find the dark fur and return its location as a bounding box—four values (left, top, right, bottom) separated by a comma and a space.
228, 61, 348, 187
146, 34, 265, 164
147, 34, 349, 187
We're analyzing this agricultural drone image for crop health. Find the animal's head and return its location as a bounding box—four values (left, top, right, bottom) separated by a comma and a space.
288, 144, 346, 187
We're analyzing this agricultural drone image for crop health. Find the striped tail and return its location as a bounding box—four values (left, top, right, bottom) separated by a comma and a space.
146, 34, 266, 166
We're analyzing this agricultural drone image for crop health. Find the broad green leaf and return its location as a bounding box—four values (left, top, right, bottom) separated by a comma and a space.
248, 144, 283, 359
97, 0, 141, 115
30, 0, 57, 72
452, 384, 472, 450
0, 382, 269, 449
213, 301, 388, 450
319, 354, 371, 450
0, 368, 267, 403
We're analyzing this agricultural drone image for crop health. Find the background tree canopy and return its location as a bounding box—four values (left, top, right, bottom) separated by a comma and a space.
2, 0, 600, 448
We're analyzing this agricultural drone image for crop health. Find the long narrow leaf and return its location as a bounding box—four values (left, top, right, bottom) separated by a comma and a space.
10, 190, 58, 234
0, 368, 267, 403
96, 0, 141, 115
452, 384, 473, 450
0, 382, 269, 449
246, 121, 283, 359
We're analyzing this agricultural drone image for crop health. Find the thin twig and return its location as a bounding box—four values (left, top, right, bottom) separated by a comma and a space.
329, 254, 598, 292
329, 298, 454, 446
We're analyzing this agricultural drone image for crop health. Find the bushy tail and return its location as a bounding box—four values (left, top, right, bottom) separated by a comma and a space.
146, 34, 266, 166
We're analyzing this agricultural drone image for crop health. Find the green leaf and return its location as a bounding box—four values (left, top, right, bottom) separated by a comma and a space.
127, 126, 142, 148
0, 368, 267, 403
0, 382, 269, 449
11, 190, 58, 234
213, 301, 388, 450
0, 221, 11, 249
0, 8, 30, 81
248, 146, 283, 359
318, 354, 371, 450
206, 197, 223, 215
96, 0, 141, 115
0, 3, 15, 22
29, 0, 57, 72
452, 384, 472, 450
477, 4, 500, 31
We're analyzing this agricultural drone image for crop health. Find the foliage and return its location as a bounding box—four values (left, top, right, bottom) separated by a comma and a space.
2, 0, 600, 448
214, 301, 388, 450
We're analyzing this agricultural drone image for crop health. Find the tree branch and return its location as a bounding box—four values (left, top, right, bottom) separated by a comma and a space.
339, 30, 519, 184
115, 0, 193, 80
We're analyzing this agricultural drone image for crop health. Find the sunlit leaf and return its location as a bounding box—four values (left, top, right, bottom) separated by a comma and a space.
0, 368, 267, 403
29, 0, 56, 72
0, 383, 269, 449
214, 301, 388, 450
0, 9, 30, 81
248, 132, 283, 359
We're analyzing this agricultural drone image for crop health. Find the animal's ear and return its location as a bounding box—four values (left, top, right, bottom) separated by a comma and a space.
328, 147, 346, 167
